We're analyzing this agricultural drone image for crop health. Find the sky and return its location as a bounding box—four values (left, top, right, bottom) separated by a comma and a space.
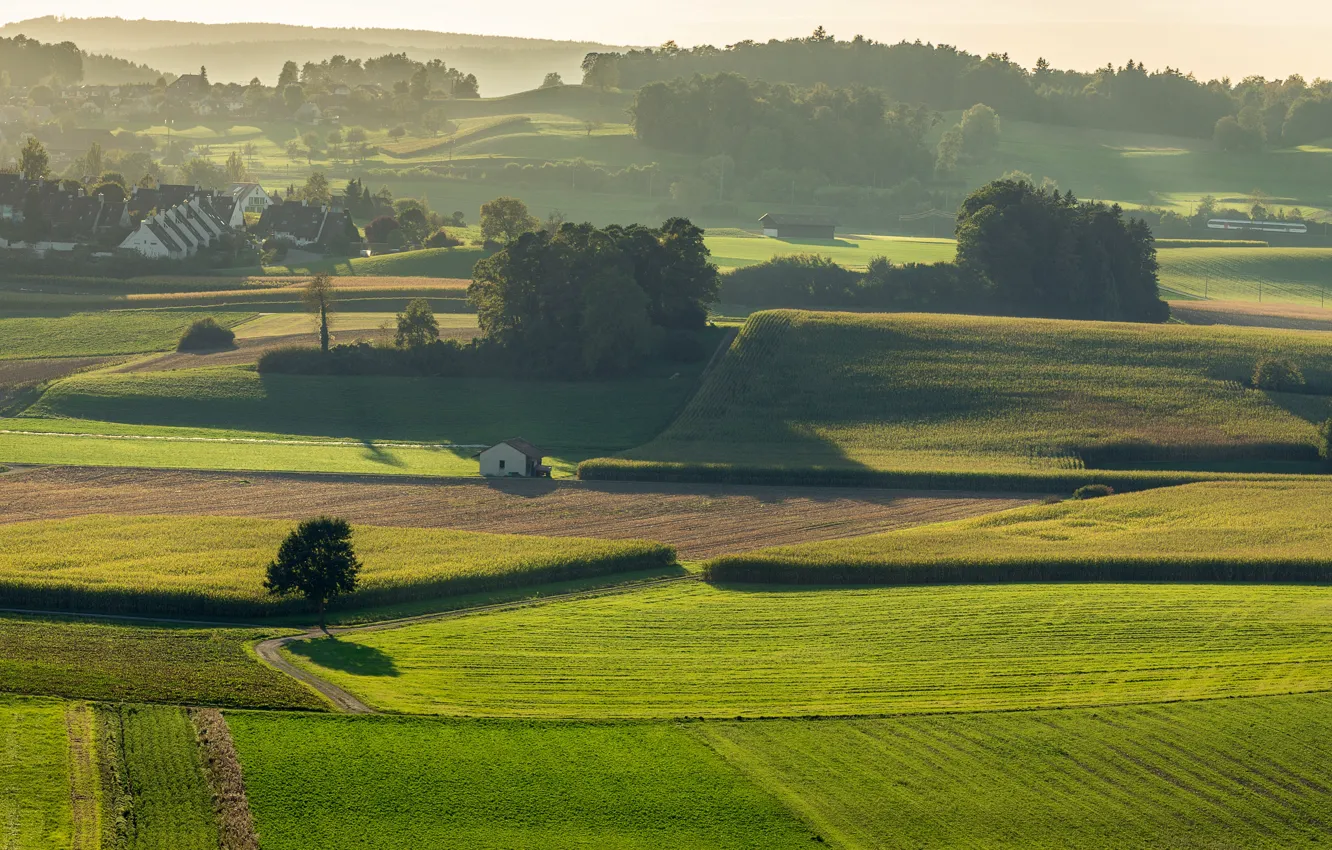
4, 0, 1330, 80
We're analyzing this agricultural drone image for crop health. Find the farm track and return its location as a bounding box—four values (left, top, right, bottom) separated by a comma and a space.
0, 467, 1037, 558
254, 574, 699, 713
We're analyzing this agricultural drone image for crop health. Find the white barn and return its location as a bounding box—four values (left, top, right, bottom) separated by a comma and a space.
478, 438, 550, 478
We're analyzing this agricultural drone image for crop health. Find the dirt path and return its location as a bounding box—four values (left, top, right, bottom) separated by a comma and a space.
254, 574, 697, 713
64, 703, 98, 850
190, 708, 260, 850
0, 467, 1037, 559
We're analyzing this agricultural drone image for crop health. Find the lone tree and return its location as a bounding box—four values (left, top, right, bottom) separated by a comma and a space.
303, 274, 335, 352
264, 517, 361, 631
395, 298, 439, 349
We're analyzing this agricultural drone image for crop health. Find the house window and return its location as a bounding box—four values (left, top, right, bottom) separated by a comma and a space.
499, 459, 506, 470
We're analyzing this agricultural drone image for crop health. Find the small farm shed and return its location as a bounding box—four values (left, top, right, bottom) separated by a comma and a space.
478, 438, 551, 478
759, 213, 836, 239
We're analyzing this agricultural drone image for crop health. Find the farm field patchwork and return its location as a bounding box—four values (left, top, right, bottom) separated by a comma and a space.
0, 612, 322, 708
697, 693, 1332, 850
614, 310, 1332, 476
707, 480, 1332, 584
282, 579, 1332, 718
0, 467, 1037, 559
226, 714, 821, 850
0, 312, 255, 360
97, 704, 218, 850
0, 696, 74, 849
0, 514, 674, 618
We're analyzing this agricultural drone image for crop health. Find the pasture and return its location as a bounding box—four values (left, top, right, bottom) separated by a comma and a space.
613, 310, 1332, 478
263, 246, 488, 278
281, 579, 1332, 717
1157, 246, 1332, 304
708, 479, 1332, 584
0, 514, 674, 618
226, 713, 820, 849
0, 612, 322, 708
0, 696, 73, 850
704, 233, 956, 270
0, 312, 254, 359
699, 693, 1332, 850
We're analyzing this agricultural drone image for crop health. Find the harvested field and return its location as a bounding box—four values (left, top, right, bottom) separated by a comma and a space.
0, 358, 115, 412
1169, 299, 1332, 331
0, 466, 1034, 559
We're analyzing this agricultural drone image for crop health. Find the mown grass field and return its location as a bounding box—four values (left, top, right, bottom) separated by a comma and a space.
283, 579, 1332, 718
698, 693, 1332, 850
704, 233, 957, 270
264, 246, 488, 278
98, 704, 218, 850
0, 613, 321, 708
613, 310, 1332, 477
0, 514, 674, 618
708, 480, 1332, 584
0, 312, 255, 359
1158, 246, 1332, 304
226, 714, 820, 849
0, 696, 73, 850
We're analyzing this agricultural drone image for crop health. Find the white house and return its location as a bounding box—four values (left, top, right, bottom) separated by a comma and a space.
477, 439, 550, 478
228, 183, 272, 226
119, 197, 231, 259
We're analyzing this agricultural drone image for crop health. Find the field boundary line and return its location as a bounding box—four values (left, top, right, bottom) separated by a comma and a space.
65, 702, 99, 850
0, 430, 484, 450
255, 574, 700, 713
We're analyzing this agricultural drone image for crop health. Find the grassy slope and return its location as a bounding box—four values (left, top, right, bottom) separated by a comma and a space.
616, 310, 1332, 473
698, 693, 1332, 850
0, 612, 320, 708
708, 480, 1332, 583
282, 580, 1332, 718
0, 696, 72, 849
100, 705, 218, 850
0, 514, 672, 618
0, 312, 254, 359
1157, 246, 1332, 304
263, 246, 488, 278
705, 234, 956, 270
226, 713, 820, 850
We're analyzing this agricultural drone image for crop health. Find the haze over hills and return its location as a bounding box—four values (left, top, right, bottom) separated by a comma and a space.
0, 18, 629, 94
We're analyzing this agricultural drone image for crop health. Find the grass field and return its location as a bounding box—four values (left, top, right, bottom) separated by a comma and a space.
0, 312, 254, 359
264, 246, 489, 278
0, 613, 321, 708
708, 480, 1332, 584
0, 514, 674, 618
97, 704, 218, 850
698, 693, 1332, 850
226, 714, 820, 849
0, 696, 73, 849
704, 233, 957, 270
1158, 246, 1332, 304
613, 310, 1332, 476
282, 579, 1332, 718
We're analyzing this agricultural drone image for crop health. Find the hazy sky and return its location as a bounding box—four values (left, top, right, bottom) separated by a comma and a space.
5, 0, 1330, 80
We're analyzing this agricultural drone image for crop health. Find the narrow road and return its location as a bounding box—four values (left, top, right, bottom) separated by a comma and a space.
254, 574, 697, 713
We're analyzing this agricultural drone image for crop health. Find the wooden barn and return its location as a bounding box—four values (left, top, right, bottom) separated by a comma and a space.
477, 438, 551, 478
758, 213, 837, 239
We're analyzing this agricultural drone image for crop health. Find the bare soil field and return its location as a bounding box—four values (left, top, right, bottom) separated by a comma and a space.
1169, 299, 1332, 331
0, 467, 1036, 558
0, 356, 116, 412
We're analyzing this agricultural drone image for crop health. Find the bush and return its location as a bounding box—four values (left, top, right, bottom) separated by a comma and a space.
1319, 419, 1332, 460
424, 228, 462, 248
1253, 356, 1305, 391
176, 318, 236, 351
1072, 484, 1115, 500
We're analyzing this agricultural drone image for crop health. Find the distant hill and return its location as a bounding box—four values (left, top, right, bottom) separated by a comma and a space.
0, 18, 631, 95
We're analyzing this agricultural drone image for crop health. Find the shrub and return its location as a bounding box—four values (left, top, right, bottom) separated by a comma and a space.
364, 215, 400, 244
424, 228, 462, 248
1319, 419, 1332, 460
1253, 356, 1305, 391
1072, 484, 1115, 500
176, 318, 236, 352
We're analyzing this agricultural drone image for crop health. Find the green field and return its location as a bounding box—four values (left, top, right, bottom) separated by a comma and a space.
612, 310, 1332, 476
0, 613, 321, 708
0, 696, 74, 849
709, 480, 1332, 584
1157, 246, 1332, 304
226, 713, 820, 849
0, 514, 673, 618
698, 693, 1332, 849
0, 312, 255, 359
98, 704, 218, 850
704, 233, 957, 270
282, 580, 1332, 718
264, 246, 488, 278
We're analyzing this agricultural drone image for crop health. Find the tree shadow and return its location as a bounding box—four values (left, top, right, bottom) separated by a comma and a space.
286, 636, 400, 677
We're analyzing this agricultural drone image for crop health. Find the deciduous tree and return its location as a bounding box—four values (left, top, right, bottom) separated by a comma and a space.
303, 274, 336, 353
264, 516, 361, 631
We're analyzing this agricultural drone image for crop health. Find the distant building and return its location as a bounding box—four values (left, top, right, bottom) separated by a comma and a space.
119, 197, 230, 259
253, 199, 357, 249
758, 213, 836, 240
477, 439, 550, 478
227, 183, 273, 227
294, 102, 323, 124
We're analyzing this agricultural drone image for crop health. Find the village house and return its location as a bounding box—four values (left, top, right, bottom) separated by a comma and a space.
477, 439, 551, 478
254, 199, 358, 250
118, 196, 232, 259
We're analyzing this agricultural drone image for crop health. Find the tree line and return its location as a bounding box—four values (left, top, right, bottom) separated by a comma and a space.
590, 29, 1331, 143
0, 34, 83, 87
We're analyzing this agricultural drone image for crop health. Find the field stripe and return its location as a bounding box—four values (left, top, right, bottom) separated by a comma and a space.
64, 704, 98, 850
190, 709, 259, 850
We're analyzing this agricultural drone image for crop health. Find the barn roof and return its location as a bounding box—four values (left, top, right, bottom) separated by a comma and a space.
498, 438, 544, 459
758, 213, 837, 227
